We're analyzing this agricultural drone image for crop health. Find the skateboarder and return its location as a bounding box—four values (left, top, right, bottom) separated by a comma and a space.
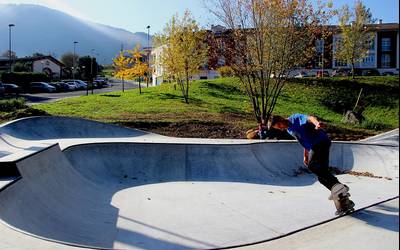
269, 114, 354, 215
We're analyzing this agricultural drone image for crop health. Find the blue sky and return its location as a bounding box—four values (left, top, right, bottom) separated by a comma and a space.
0, 0, 398, 34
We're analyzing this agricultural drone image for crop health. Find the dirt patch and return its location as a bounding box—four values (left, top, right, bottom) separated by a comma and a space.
117, 120, 247, 139
0, 110, 375, 141
329, 167, 393, 180
294, 166, 393, 180
119, 121, 372, 140
0, 107, 50, 122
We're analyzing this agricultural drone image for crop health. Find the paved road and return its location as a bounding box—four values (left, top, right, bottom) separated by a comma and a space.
20, 79, 146, 104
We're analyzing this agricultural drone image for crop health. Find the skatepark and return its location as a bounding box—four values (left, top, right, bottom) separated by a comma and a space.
0, 116, 398, 250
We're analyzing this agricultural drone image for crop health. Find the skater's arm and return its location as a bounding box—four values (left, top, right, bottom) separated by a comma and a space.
307, 116, 325, 130
303, 149, 309, 166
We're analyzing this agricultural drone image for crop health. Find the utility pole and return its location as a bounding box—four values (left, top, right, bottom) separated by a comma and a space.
89, 49, 95, 95
146, 25, 151, 87
8, 24, 15, 73
73, 41, 78, 81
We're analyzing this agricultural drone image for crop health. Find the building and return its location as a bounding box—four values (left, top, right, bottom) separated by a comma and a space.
151, 45, 166, 86
330, 23, 399, 74
0, 55, 65, 79
151, 22, 399, 84
151, 25, 229, 86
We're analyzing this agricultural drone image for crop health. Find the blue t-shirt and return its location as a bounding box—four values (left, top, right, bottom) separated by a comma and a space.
287, 114, 329, 151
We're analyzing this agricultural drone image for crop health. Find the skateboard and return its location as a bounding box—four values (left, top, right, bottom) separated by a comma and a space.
329, 183, 355, 216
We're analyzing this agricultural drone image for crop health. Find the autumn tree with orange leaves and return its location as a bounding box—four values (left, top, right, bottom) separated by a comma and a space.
113, 45, 149, 94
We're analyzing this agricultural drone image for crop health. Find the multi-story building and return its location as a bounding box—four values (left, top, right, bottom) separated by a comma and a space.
330, 23, 399, 74
151, 22, 399, 84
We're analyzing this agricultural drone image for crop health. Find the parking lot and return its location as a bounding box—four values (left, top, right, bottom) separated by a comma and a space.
4, 79, 139, 104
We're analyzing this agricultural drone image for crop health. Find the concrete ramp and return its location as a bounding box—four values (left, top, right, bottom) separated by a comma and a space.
0, 117, 398, 249
0, 142, 398, 249
0, 116, 150, 140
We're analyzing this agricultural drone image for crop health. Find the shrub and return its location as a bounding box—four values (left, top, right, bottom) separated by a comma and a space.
0, 98, 27, 112
217, 66, 234, 77
360, 119, 390, 131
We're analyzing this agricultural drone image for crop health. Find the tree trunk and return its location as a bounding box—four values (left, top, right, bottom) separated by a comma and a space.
184, 77, 189, 104
139, 77, 142, 94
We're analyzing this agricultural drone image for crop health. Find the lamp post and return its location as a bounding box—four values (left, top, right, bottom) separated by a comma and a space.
8, 24, 15, 73
88, 49, 95, 95
146, 25, 151, 87
73, 41, 78, 81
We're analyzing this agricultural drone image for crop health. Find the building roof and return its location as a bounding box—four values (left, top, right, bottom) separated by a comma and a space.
0, 55, 65, 67
207, 23, 399, 35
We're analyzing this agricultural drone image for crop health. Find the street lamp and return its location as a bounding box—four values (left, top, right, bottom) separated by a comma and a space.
89, 49, 95, 95
146, 25, 151, 87
73, 41, 78, 81
8, 24, 15, 73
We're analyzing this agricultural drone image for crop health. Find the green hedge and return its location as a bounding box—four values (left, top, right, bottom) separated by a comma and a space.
1, 72, 50, 90
0, 98, 27, 112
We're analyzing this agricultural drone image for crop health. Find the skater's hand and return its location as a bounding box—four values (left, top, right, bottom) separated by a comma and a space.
303, 149, 309, 166
315, 122, 326, 130
303, 156, 309, 166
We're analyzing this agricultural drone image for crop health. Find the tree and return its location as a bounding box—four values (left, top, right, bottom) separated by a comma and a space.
207, 0, 333, 126
155, 10, 208, 103
78, 56, 99, 81
32, 52, 45, 57
1, 50, 17, 59
113, 50, 130, 92
13, 61, 32, 72
113, 46, 149, 94
334, 1, 375, 79
60, 52, 80, 68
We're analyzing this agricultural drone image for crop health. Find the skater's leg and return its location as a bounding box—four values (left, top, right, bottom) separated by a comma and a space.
308, 140, 340, 190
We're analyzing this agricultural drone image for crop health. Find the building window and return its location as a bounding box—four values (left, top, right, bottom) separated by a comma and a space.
359, 51, 375, 67
381, 54, 391, 68
334, 59, 347, 68
315, 39, 324, 54
381, 38, 391, 52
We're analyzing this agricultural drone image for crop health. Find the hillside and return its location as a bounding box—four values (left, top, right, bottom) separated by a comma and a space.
0, 4, 151, 64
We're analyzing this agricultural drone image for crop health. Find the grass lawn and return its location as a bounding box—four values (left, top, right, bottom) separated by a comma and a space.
2, 76, 399, 140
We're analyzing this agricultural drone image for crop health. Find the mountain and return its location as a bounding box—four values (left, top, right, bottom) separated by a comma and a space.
0, 4, 152, 64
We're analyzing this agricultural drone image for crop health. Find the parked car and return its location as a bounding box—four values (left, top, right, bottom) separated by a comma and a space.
0, 83, 5, 96
94, 79, 109, 88
332, 68, 351, 77
316, 70, 330, 78
3, 84, 21, 95
59, 82, 75, 91
294, 71, 308, 78
381, 71, 394, 76
61, 82, 77, 91
62, 80, 87, 90
29, 82, 56, 93
48, 82, 62, 92
362, 69, 380, 76
96, 76, 108, 83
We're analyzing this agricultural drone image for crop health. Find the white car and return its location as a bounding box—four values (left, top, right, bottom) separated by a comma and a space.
62, 80, 87, 90
294, 71, 308, 78
64, 82, 78, 90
